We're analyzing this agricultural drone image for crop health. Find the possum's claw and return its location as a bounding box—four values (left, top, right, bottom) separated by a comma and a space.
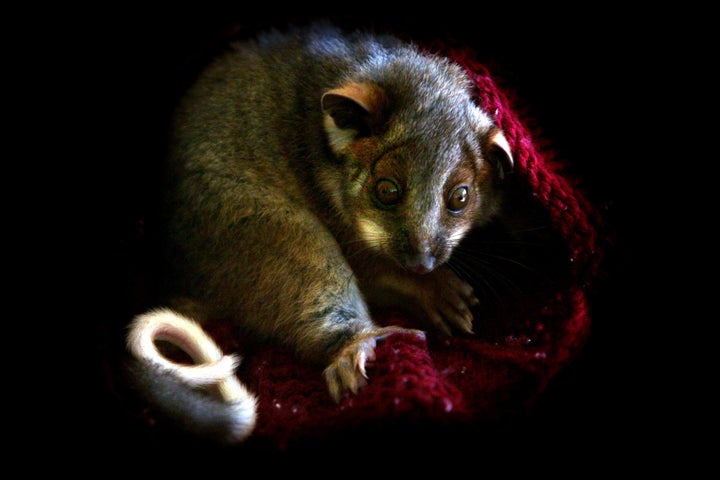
323, 337, 374, 401
323, 326, 424, 402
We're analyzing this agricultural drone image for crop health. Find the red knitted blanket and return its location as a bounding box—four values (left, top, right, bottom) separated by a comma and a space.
101, 36, 606, 453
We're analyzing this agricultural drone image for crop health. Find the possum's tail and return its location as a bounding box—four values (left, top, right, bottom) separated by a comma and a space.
125, 308, 257, 444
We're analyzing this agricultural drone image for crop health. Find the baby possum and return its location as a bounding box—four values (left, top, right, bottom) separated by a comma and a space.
125, 22, 513, 444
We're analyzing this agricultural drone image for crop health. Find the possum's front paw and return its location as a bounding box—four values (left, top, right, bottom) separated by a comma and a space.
364, 266, 478, 338
322, 326, 425, 402
415, 266, 479, 337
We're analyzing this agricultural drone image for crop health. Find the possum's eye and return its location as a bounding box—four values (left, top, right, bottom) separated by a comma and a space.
374, 178, 402, 206
447, 185, 469, 213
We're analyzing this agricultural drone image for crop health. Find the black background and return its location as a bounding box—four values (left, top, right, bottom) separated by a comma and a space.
85, 8, 657, 466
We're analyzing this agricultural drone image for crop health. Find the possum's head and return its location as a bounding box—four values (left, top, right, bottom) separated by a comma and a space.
320, 57, 513, 274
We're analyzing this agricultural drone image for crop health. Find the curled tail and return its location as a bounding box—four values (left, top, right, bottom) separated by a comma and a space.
125, 308, 258, 444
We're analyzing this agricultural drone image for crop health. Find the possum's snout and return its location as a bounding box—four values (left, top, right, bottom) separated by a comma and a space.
402, 248, 436, 274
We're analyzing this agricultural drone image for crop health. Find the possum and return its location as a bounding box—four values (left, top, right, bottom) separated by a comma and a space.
125, 22, 513, 444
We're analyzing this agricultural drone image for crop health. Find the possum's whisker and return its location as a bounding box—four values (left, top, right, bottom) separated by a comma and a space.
470, 250, 539, 272
504, 224, 552, 235
451, 251, 527, 290
445, 257, 475, 285
448, 257, 505, 306
342, 241, 384, 264
469, 238, 547, 247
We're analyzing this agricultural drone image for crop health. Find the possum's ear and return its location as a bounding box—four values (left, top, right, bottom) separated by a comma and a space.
483, 127, 514, 180
322, 82, 386, 153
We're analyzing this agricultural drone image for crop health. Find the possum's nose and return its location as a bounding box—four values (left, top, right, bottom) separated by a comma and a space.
404, 248, 436, 274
